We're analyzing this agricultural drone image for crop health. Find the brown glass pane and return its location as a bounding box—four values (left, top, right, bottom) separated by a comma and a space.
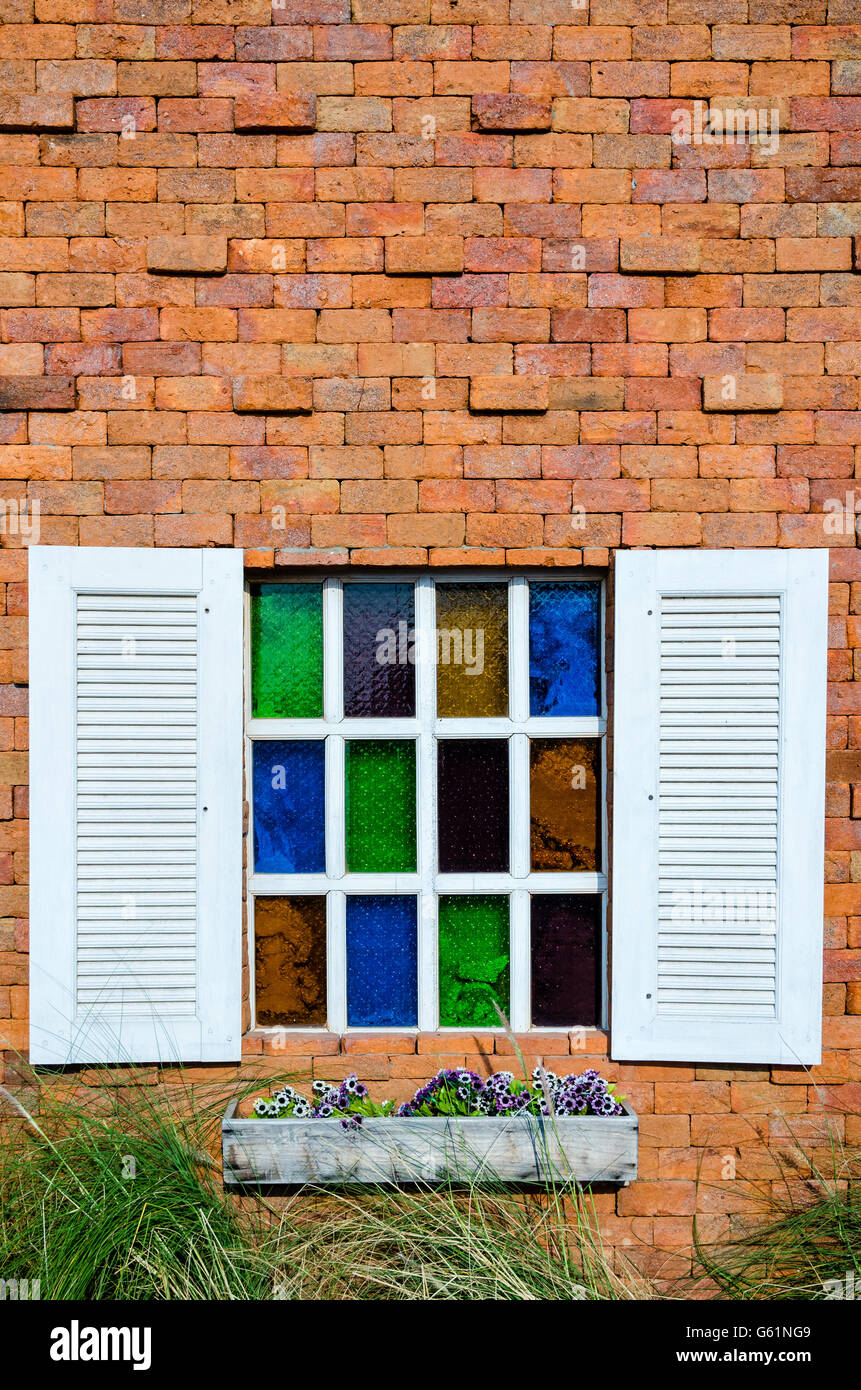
531, 895, 601, 1027
530, 738, 600, 872
436, 583, 508, 717
254, 895, 326, 1027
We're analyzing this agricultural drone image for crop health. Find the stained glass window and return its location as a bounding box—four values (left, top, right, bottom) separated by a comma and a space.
530, 895, 601, 1028
255, 896, 327, 1027
344, 582, 415, 717
345, 740, 416, 873
252, 740, 325, 874
530, 738, 600, 872
437, 739, 509, 873
251, 583, 323, 718
249, 577, 605, 1032
436, 583, 508, 717
346, 896, 418, 1027
529, 581, 600, 717
438, 895, 510, 1028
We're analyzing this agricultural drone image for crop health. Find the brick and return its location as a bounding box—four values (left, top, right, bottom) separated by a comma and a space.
629, 308, 707, 342
792, 96, 861, 131
232, 376, 312, 413
588, 274, 663, 310
234, 95, 316, 130
623, 512, 702, 545
620, 237, 700, 273
146, 234, 227, 274
0, 376, 74, 409
704, 374, 784, 412
385, 235, 464, 274
776, 237, 852, 272
472, 94, 550, 131
312, 514, 386, 547
789, 309, 861, 342
0, 95, 74, 129
469, 376, 549, 413
617, 1181, 697, 1217
465, 513, 542, 547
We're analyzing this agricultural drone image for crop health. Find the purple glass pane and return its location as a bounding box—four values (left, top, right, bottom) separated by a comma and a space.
437, 739, 509, 873
343, 582, 415, 717
530, 895, 601, 1027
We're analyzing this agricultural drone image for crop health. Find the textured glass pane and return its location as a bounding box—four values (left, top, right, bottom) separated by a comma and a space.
346, 895, 418, 1027
530, 738, 600, 872
255, 895, 326, 1027
250, 583, 323, 719
436, 583, 508, 717
531, 895, 601, 1027
437, 739, 509, 873
252, 740, 325, 873
529, 580, 600, 717
343, 582, 415, 717
345, 740, 416, 873
438, 895, 510, 1028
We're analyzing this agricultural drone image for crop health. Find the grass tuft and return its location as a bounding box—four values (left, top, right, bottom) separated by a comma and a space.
0, 1069, 647, 1301
2, 1068, 857, 1301
692, 1130, 861, 1300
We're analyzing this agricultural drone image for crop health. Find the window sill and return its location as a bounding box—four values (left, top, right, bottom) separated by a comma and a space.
241, 1028, 610, 1059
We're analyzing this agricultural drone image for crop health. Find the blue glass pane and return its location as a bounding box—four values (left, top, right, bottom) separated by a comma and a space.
529, 581, 600, 717
252, 740, 325, 873
346, 895, 418, 1027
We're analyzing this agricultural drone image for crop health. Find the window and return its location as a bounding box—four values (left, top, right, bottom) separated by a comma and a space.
27, 546, 827, 1068
246, 573, 606, 1035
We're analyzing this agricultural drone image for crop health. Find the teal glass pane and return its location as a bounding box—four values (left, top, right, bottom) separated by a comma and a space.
251, 583, 323, 718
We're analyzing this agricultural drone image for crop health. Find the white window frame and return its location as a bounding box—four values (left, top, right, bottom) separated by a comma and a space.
246, 570, 607, 1035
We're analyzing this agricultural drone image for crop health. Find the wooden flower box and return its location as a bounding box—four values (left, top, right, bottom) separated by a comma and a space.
221, 1098, 638, 1187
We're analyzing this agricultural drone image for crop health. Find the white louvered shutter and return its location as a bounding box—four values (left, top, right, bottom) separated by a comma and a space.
611, 550, 828, 1065
29, 547, 243, 1065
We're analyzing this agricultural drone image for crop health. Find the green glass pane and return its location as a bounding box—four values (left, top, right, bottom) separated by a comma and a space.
251, 583, 323, 719
438, 895, 510, 1028
345, 740, 417, 873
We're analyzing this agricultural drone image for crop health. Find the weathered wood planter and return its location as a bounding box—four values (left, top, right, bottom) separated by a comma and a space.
222, 1099, 638, 1187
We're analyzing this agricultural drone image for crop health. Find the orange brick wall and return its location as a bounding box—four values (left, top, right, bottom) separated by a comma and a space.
1, 0, 860, 1276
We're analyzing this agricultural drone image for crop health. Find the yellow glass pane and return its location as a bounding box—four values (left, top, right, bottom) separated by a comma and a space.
436, 583, 508, 717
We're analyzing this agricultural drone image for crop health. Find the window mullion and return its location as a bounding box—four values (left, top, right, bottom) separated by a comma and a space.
510, 889, 530, 1034
509, 578, 530, 1032
323, 577, 343, 723
325, 735, 344, 880
327, 889, 347, 1034
323, 579, 345, 1031
416, 574, 437, 1032
509, 575, 529, 722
